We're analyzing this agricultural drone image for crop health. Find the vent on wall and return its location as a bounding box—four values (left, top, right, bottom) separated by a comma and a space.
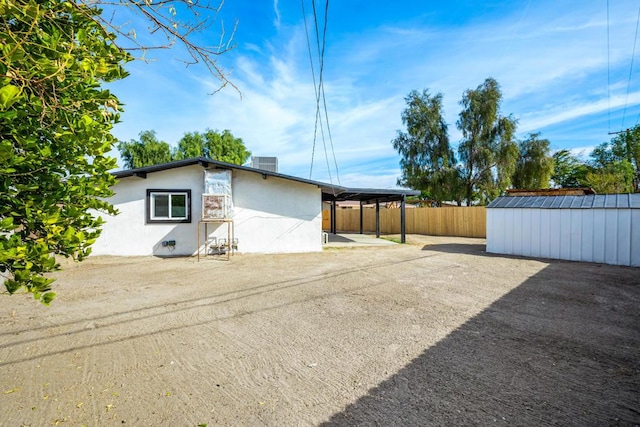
251, 156, 278, 173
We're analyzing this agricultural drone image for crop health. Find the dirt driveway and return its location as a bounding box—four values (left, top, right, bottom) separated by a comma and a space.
1, 236, 639, 426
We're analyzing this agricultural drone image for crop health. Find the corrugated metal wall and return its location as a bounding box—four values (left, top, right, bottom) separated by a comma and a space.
487, 205, 640, 267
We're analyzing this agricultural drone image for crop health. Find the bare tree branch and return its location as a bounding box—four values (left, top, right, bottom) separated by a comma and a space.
82, 0, 240, 95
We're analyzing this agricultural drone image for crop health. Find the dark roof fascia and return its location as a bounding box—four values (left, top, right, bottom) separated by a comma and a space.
323, 188, 421, 204
112, 157, 420, 203
112, 158, 206, 179
112, 157, 340, 191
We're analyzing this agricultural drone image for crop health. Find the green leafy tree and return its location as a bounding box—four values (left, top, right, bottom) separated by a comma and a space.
586, 142, 635, 193
203, 129, 251, 165
512, 133, 555, 189
118, 130, 172, 169
173, 129, 251, 165
391, 90, 462, 205
2, 0, 236, 304
583, 161, 634, 193
590, 142, 617, 167
606, 126, 640, 192
1, 0, 129, 303
457, 78, 518, 205
173, 132, 206, 160
551, 149, 588, 188
120, 129, 251, 167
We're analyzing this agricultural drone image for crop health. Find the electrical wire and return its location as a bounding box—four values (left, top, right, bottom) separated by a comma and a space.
312, 0, 335, 186
607, 0, 611, 133
310, 0, 334, 186
303, 1, 339, 186
621, 2, 640, 129
319, 0, 340, 184
301, 0, 320, 178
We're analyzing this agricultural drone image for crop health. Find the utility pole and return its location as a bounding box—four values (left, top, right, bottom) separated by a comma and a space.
608, 128, 630, 135
609, 128, 640, 193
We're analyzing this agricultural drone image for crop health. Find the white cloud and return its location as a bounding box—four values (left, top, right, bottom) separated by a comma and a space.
273, 0, 281, 29
109, 0, 640, 189
568, 146, 595, 159
519, 92, 640, 133
188, 31, 409, 184
336, 170, 401, 189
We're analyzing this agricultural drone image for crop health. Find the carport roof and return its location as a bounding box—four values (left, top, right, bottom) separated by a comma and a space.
112, 157, 419, 203
487, 193, 640, 209
321, 187, 419, 203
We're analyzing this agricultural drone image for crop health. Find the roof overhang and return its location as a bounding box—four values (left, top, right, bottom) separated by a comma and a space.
321, 187, 419, 204
112, 157, 419, 203
113, 157, 330, 188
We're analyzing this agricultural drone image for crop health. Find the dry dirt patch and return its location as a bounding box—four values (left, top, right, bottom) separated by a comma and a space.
1, 236, 638, 426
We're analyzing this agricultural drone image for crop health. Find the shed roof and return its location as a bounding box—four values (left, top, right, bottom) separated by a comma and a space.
487, 194, 640, 209
112, 157, 419, 203
506, 188, 595, 196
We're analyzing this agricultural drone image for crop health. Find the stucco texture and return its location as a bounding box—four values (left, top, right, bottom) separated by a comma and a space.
92, 165, 322, 256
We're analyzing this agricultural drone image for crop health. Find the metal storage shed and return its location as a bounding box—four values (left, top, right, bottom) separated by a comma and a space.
486, 193, 640, 267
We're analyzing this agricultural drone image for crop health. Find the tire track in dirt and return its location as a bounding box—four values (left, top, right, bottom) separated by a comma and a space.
6, 238, 633, 425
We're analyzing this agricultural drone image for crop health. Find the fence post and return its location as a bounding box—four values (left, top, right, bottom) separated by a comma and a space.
375, 199, 380, 238
401, 194, 406, 243
331, 200, 336, 234
335, 205, 486, 238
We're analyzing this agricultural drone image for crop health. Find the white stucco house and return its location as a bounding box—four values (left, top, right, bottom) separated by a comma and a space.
91, 158, 418, 256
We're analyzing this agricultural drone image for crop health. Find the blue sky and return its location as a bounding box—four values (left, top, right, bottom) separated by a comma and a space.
107, 0, 640, 188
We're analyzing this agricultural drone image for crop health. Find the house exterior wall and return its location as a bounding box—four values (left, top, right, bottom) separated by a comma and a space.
91, 165, 322, 256
230, 171, 322, 253
486, 208, 640, 267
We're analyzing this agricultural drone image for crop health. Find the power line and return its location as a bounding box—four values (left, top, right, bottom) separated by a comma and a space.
622, 2, 640, 129
311, 0, 333, 184
302, 1, 339, 184
310, 0, 334, 186
300, 0, 320, 179
319, 0, 340, 184
313, 0, 339, 185
607, 0, 611, 134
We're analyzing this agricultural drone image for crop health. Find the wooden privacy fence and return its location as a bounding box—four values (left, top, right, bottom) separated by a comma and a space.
324, 206, 486, 238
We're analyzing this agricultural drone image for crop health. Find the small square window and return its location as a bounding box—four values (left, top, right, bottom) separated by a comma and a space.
147, 190, 191, 223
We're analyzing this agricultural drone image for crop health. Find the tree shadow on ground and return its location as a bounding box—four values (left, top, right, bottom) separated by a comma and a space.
321, 259, 640, 426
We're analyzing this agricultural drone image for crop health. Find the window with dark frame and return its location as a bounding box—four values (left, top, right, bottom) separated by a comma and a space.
146, 189, 192, 223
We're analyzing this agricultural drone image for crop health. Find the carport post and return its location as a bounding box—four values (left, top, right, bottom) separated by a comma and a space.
359, 200, 364, 234
375, 199, 380, 238
331, 200, 336, 234
400, 194, 406, 243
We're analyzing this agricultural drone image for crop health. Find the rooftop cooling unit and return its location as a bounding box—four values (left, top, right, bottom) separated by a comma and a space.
251, 156, 278, 173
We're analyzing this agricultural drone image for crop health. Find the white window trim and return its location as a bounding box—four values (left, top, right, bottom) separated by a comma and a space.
146, 189, 192, 224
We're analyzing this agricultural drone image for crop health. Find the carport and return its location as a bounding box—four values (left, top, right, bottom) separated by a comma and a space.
322, 187, 420, 243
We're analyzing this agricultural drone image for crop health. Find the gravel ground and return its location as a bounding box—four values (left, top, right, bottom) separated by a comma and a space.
1, 235, 639, 426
